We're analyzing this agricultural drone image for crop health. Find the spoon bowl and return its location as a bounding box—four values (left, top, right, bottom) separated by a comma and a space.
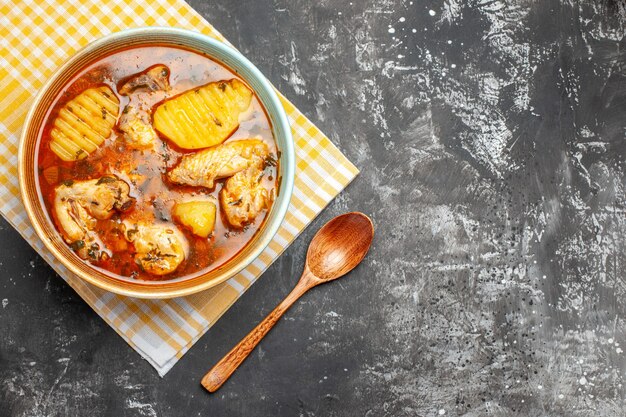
307, 212, 375, 281
201, 212, 374, 392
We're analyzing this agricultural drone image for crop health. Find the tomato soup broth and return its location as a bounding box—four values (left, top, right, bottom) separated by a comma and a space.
36, 46, 278, 281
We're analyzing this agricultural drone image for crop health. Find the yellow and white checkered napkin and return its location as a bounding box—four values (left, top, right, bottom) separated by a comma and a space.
0, 0, 358, 375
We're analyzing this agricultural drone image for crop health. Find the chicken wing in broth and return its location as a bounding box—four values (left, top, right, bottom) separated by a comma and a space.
118, 105, 158, 149
118, 65, 172, 149
37, 46, 278, 281
220, 164, 272, 228
123, 222, 188, 276
118, 64, 171, 95
54, 176, 133, 259
168, 139, 270, 189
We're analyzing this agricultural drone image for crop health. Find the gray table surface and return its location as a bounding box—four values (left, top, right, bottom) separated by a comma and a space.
2, 0, 626, 416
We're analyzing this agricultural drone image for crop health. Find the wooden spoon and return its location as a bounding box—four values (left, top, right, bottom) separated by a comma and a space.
201, 212, 374, 392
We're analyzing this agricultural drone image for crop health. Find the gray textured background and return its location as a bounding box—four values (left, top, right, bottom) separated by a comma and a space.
2, 0, 626, 416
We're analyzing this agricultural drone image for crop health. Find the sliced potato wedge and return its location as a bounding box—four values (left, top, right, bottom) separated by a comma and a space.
153, 79, 253, 149
172, 200, 217, 238
49, 86, 119, 161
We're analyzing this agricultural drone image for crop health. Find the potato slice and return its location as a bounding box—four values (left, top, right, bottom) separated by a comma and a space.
49, 86, 119, 161
172, 200, 217, 238
153, 79, 253, 149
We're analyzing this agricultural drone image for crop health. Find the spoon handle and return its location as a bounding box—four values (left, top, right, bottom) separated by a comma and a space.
201, 269, 316, 392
